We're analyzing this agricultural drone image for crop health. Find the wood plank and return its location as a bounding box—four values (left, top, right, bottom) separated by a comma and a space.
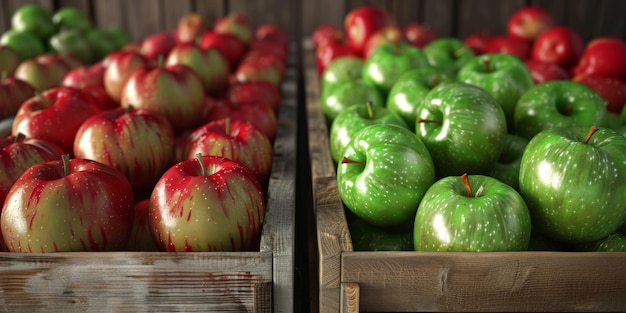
300, 0, 346, 38
456, 0, 526, 39
91, 0, 125, 32
55, 0, 90, 12
162, 0, 193, 32
595, 0, 626, 39
0, 252, 273, 312
421, 0, 456, 38
342, 251, 626, 312
389, 0, 422, 28
122, 0, 163, 42
340, 282, 359, 313
193, 0, 227, 26
314, 176, 353, 313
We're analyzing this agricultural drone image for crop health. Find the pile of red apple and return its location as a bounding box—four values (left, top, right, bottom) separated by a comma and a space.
313, 6, 626, 252
0, 10, 290, 253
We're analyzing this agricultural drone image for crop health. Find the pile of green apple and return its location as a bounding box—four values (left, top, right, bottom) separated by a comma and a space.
0, 10, 290, 253
313, 5, 626, 253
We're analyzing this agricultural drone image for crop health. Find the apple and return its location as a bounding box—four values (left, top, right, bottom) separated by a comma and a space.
175, 12, 210, 44
464, 32, 493, 56
120, 62, 205, 132
422, 37, 475, 75
73, 106, 176, 191
337, 123, 435, 227
572, 37, 626, 80
506, 6, 554, 42
363, 26, 405, 59
0, 45, 21, 77
12, 86, 102, 153
457, 53, 535, 132
577, 232, 626, 252
0, 74, 36, 120
315, 40, 357, 75
85, 28, 119, 62
572, 74, 626, 114
483, 35, 531, 61
320, 79, 385, 123
531, 26, 584, 70
0, 134, 65, 206
10, 3, 57, 40
519, 125, 626, 243
62, 62, 106, 88
344, 5, 395, 56
214, 13, 254, 46
49, 29, 94, 64
312, 24, 345, 49
362, 41, 429, 97
320, 56, 364, 91
149, 154, 265, 252
514, 80, 609, 140
79, 85, 119, 111
203, 99, 278, 141
349, 218, 414, 251
103, 50, 150, 102
198, 31, 246, 71
165, 42, 230, 96
489, 133, 528, 191
227, 81, 281, 113
1, 154, 134, 252
414, 173, 531, 251
14, 53, 71, 92
0, 29, 45, 61
234, 52, 285, 87
416, 82, 507, 177
329, 101, 408, 164
404, 22, 437, 49
52, 6, 92, 32
254, 24, 289, 49
125, 199, 160, 251
524, 59, 570, 84
139, 31, 177, 62
386, 67, 453, 130
181, 118, 273, 186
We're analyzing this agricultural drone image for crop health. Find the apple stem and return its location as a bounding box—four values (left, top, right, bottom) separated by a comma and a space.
62, 154, 70, 177
431, 76, 439, 88
125, 104, 133, 114
484, 58, 491, 73
366, 101, 374, 119
341, 156, 366, 165
460, 173, 473, 197
196, 152, 208, 176
13, 132, 26, 144
225, 117, 231, 135
1, 71, 6, 84
417, 118, 442, 125
583, 125, 599, 144
157, 54, 165, 67
35, 91, 51, 107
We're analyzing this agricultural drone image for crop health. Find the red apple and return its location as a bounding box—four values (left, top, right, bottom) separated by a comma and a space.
235, 51, 286, 87
363, 26, 405, 59
524, 59, 570, 84
73, 106, 175, 191
80, 85, 119, 111
214, 13, 254, 46
228, 81, 281, 113
0, 45, 22, 77
120, 63, 205, 131
315, 40, 357, 75
181, 118, 273, 186
572, 74, 626, 114
0, 74, 36, 120
1, 155, 135, 252
484, 35, 531, 60
125, 199, 160, 251
344, 5, 395, 56
198, 31, 246, 71
464, 32, 493, 55
203, 99, 278, 141
140, 31, 177, 62
12, 87, 102, 153
249, 38, 288, 64
255, 24, 289, 49
103, 50, 150, 102
404, 23, 437, 49
572, 38, 626, 80
174, 12, 210, 44
62, 62, 106, 88
149, 154, 265, 252
531, 26, 584, 69
507, 6, 555, 42
166, 42, 230, 96
0, 134, 65, 206
312, 24, 345, 49
14, 53, 71, 92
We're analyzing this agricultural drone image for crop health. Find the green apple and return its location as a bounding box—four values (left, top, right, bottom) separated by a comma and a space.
457, 53, 534, 132
0, 45, 22, 76
349, 218, 413, 251
416, 82, 507, 177
489, 133, 528, 191
320, 79, 384, 124
514, 80, 609, 140
0, 30, 45, 60
576, 232, 626, 252
49, 29, 94, 64
414, 174, 531, 252
52, 7, 92, 32
11, 4, 57, 40
519, 125, 626, 243
86, 28, 118, 61
321, 56, 364, 91
362, 41, 429, 97
386, 67, 454, 130
329, 101, 408, 164
106, 26, 132, 50
337, 124, 435, 227
422, 37, 475, 76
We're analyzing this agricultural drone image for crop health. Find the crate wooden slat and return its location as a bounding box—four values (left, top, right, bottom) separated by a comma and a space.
303, 43, 626, 313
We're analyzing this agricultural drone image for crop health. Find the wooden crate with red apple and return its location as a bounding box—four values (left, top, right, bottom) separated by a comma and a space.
0, 2, 298, 312
305, 4, 626, 313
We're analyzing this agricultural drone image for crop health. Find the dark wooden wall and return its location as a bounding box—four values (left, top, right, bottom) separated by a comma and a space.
1, 0, 625, 44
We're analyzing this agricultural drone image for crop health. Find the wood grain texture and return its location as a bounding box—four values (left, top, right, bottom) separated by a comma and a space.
457, 0, 527, 39
341, 282, 360, 313
91, 0, 125, 30
162, 0, 193, 32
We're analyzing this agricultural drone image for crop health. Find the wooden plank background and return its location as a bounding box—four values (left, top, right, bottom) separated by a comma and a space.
1, 0, 625, 43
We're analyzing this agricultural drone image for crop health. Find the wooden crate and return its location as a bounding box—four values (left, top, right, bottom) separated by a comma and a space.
303, 42, 626, 313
